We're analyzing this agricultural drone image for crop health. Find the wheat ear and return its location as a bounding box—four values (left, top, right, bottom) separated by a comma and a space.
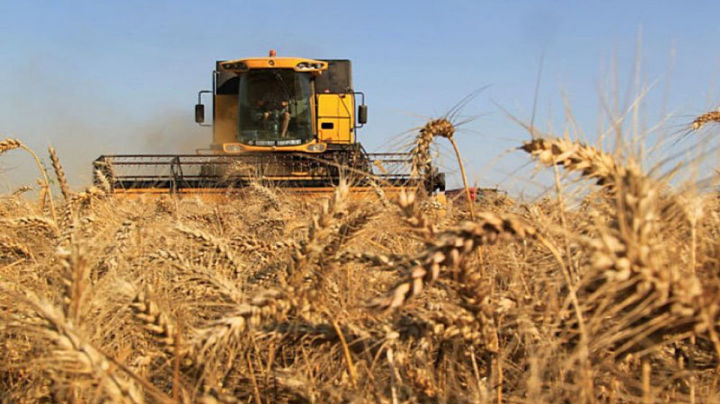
187, 288, 291, 363
94, 169, 112, 193
11, 185, 32, 197
49, 146, 70, 201
289, 180, 349, 286
2, 284, 144, 403
521, 137, 627, 187
691, 109, 720, 130
175, 224, 243, 274
523, 137, 707, 358
411, 119, 454, 177
130, 289, 178, 352
0, 138, 22, 154
372, 213, 535, 311
0, 137, 57, 223
247, 181, 281, 210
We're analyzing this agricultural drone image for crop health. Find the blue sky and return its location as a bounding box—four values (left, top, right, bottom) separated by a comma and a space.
1, 1, 719, 195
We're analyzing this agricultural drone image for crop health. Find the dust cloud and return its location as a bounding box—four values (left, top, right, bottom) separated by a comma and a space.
0, 62, 213, 192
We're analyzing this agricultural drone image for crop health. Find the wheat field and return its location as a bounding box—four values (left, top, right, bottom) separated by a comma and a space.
1, 116, 720, 403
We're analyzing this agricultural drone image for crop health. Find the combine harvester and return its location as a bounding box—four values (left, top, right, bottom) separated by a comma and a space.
94, 50, 445, 200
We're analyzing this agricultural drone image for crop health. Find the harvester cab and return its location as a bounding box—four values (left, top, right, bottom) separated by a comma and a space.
94, 50, 445, 199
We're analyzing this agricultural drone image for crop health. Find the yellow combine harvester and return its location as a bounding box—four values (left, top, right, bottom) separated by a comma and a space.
93, 50, 445, 199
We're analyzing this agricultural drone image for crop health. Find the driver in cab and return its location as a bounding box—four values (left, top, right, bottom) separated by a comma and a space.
255, 82, 291, 138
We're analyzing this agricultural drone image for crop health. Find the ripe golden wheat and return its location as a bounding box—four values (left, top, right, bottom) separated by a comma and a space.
2, 121, 720, 403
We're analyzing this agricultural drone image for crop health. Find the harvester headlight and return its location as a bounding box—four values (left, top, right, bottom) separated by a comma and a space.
223, 62, 247, 71
306, 143, 327, 152
223, 144, 244, 153
296, 62, 325, 71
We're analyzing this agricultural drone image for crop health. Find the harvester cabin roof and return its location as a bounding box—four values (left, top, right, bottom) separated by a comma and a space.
219, 57, 328, 73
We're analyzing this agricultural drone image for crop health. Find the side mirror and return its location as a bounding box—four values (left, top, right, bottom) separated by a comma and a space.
358, 104, 368, 125
195, 104, 205, 124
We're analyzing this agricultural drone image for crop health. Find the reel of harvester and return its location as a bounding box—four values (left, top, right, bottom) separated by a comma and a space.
93, 149, 442, 200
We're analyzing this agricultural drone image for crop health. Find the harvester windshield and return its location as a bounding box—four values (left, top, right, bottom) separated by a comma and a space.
237, 69, 313, 146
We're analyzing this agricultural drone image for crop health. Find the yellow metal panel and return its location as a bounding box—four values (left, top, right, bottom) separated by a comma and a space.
317, 94, 355, 144
221, 142, 327, 153
111, 186, 418, 202
213, 95, 238, 146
